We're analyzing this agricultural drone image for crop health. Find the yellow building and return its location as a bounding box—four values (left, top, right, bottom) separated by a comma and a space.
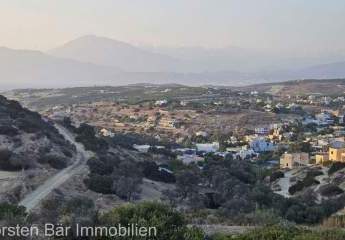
315, 153, 329, 164
329, 147, 345, 162
269, 128, 283, 141
280, 153, 309, 169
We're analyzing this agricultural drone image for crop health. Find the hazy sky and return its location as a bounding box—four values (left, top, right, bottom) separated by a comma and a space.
1, 0, 345, 53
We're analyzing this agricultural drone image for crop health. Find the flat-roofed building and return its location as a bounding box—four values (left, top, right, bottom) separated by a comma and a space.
315, 153, 329, 164
329, 141, 345, 162
280, 152, 309, 169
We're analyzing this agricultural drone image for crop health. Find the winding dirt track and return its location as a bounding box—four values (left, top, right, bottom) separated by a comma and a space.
19, 124, 90, 211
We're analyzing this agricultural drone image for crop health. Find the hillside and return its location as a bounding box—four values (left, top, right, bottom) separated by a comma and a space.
239, 78, 345, 96
0, 95, 76, 202
294, 61, 345, 79
2, 84, 210, 110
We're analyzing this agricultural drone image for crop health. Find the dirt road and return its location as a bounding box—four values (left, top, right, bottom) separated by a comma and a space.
19, 124, 91, 211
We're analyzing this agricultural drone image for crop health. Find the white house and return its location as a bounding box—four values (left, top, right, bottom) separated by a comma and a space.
316, 112, 334, 125
155, 100, 168, 106
287, 103, 301, 112
322, 96, 332, 105
196, 142, 220, 153
275, 103, 285, 110
133, 144, 151, 153
178, 154, 204, 164
180, 101, 188, 106
236, 148, 256, 160
302, 117, 318, 125
196, 131, 208, 137
249, 137, 275, 152
255, 127, 270, 135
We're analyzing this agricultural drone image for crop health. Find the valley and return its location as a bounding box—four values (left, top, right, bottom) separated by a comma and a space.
2, 79, 345, 238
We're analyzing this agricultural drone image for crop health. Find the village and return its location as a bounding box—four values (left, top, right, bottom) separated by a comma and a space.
30, 86, 345, 172
7, 84, 345, 201
4, 83, 345, 237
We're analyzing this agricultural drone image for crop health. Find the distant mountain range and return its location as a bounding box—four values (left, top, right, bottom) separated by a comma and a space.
0, 47, 123, 89
1, 35, 345, 89
49, 35, 181, 72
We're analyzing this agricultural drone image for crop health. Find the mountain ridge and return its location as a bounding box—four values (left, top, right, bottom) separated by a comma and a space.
49, 35, 182, 72
1, 35, 345, 89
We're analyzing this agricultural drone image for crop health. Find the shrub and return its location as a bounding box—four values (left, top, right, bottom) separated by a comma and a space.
87, 157, 114, 175
40, 153, 68, 169
15, 116, 42, 133
0, 148, 14, 170
75, 123, 108, 152
112, 176, 142, 201
289, 171, 321, 195
148, 147, 177, 158
270, 171, 284, 182
0, 203, 27, 220
100, 202, 204, 240
140, 161, 176, 183
62, 148, 73, 158
328, 162, 345, 175
0, 125, 18, 136
319, 184, 344, 197
214, 225, 345, 240
84, 174, 113, 194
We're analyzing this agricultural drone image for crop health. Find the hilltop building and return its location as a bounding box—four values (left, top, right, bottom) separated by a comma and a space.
280, 152, 309, 169
329, 141, 345, 162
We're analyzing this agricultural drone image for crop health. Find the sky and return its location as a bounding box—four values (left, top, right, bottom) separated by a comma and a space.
1, 0, 345, 53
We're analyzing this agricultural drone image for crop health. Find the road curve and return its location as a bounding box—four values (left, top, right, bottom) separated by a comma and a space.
19, 124, 90, 211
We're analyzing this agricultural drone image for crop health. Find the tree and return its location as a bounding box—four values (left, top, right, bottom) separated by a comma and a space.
112, 176, 142, 201
0, 203, 27, 228
99, 202, 204, 240
111, 161, 143, 201
0, 148, 14, 170
75, 123, 108, 152
288, 142, 311, 153
176, 169, 200, 199
140, 161, 176, 183
87, 157, 114, 175
40, 153, 68, 169
84, 174, 113, 194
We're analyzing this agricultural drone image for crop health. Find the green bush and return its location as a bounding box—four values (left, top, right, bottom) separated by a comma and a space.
0, 125, 19, 136
0, 148, 15, 170
289, 171, 321, 195
99, 202, 204, 240
75, 123, 108, 152
84, 174, 113, 194
319, 184, 344, 197
40, 153, 68, 169
0, 203, 27, 220
328, 162, 345, 175
87, 157, 114, 175
213, 225, 345, 240
270, 171, 284, 182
